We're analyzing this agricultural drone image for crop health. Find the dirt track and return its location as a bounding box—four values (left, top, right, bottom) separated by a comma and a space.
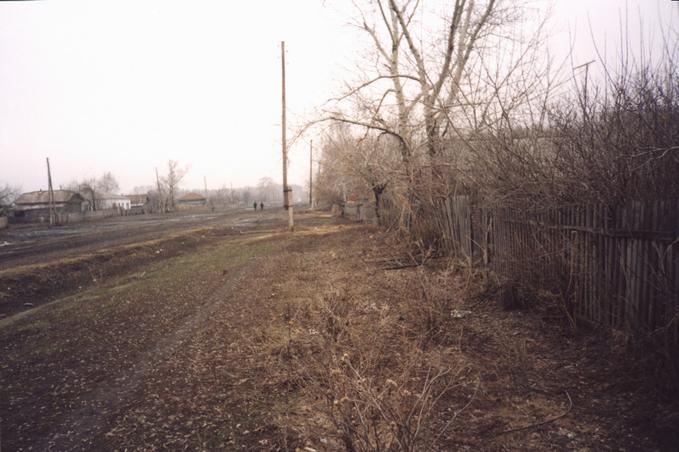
0, 208, 301, 317
0, 207, 275, 269
1, 211, 677, 450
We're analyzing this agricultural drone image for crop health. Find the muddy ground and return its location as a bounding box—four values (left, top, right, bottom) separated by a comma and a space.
0, 207, 266, 270
0, 208, 293, 317
0, 210, 677, 450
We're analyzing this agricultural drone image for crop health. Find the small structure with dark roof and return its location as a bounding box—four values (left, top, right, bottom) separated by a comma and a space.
126, 194, 150, 214
11, 189, 86, 223
177, 192, 207, 207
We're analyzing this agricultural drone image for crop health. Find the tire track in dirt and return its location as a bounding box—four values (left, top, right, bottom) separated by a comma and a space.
1, 214, 306, 450
34, 262, 251, 451
7, 215, 672, 450
0, 208, 277, 270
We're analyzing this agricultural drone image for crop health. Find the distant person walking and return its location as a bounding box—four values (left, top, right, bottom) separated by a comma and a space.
260, 202, 264, 210
253, 202, 257, 211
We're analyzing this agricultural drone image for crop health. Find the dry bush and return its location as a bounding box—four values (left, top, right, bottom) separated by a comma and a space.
459, 55, 679, 209
263, 285, 472, 451
399, 267, 469, 350
407, 204, 445, 253
549, 67, 679, 205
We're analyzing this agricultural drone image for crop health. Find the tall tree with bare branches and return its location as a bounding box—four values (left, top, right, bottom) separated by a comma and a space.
327, 1, 509, 169
0, 183, 19, 215
162, 160, 188, 210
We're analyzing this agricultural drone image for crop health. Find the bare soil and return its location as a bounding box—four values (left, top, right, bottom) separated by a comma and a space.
0, 207, 272, 269
0, 211, 676, 450
0, 208, 292, 317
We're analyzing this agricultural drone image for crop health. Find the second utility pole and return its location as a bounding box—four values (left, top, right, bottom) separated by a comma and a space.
155, 167, 164, 213
46, 157, 56, 227
281, 40, 293, 231
309, 140, 313, 207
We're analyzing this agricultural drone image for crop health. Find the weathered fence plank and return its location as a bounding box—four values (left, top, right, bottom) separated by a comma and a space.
401, 196, 678, 344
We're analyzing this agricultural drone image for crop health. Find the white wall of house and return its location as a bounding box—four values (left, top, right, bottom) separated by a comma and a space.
97, 197, 131, 210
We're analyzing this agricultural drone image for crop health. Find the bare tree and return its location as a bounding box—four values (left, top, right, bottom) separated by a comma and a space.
96, 171, 120, 194
256, 177, 281, 204
0, 183, 20, 215
162, 160, 188, 210
318, 122, 402, 220
67, 172, 120, 211
453, 9, 679, 208
132, 185, 154, 195
65, 177, 98, 210
241, 188, 253, 204
80, 179, 97, 210
325, 1, 515, 181
211, 185, 230, 207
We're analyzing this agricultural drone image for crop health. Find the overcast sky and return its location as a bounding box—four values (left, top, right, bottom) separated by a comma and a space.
1, 0, 677, 194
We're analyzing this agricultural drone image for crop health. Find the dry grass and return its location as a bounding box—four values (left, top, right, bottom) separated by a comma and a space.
243, 231, 490, 451
264, 285, 472, 451
2, 215, 676, 450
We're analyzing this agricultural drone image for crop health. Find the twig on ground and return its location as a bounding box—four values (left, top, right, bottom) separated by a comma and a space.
431, 376, 481, 447
492, 390, 573, 437
383, 263, 421, 271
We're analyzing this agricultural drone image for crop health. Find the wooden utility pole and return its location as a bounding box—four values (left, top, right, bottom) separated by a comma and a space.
281, 40, 293, 231
309, 140, 313, 207
204, 176, 208, 198
46, 157, 56, 226
155, 167, 163, 212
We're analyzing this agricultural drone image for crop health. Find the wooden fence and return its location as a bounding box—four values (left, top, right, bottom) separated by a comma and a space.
408, 197, 679, 339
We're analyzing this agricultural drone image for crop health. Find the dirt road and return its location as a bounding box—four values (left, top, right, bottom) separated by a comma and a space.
1, 211, 676, 450
0, 207, 275, 269
0, 208, 298, 317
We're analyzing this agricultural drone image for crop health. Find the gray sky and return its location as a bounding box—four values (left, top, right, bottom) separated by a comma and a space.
1, 0, 676, 194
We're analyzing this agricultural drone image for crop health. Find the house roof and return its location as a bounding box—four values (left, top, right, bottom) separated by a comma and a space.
178, 192, 207, 202
15, 190, 84, 205
126, 194, 149, 205
95, 193, 130, 201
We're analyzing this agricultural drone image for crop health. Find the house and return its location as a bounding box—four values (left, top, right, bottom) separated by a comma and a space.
95, 193, 131, 211
177, 192, 207, 207
126, 194, 150, 214
11, 189, 86, 223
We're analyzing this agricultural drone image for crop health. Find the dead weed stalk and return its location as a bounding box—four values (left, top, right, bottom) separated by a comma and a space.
267, 284, 473, 451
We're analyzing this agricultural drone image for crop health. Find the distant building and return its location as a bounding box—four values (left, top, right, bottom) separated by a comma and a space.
177, 192, 207, 207
126, 194, 150, 214
95, 193, 131, 211
11, 189, 86, 223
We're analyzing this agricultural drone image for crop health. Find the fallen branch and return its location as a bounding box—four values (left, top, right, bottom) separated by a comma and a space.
492, 390, 573, 437
383, 262, 422, 271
